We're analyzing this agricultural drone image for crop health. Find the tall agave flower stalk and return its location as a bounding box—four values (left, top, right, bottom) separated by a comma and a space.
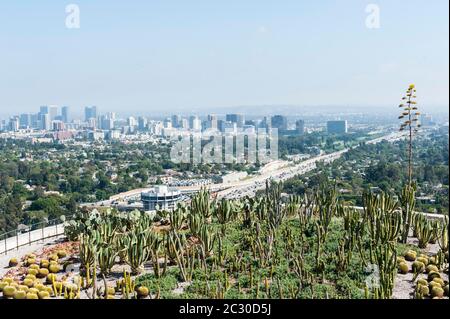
398, 84, 421, 186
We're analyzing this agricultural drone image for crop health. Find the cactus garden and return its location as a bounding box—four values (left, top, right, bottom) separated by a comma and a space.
0, 182, 448, 300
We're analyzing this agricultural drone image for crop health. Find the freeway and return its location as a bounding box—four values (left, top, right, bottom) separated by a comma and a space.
215, 131, 406, 199
81, 131, 406, 206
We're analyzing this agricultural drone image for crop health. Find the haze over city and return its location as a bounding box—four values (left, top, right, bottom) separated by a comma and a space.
0, 0, 448, 118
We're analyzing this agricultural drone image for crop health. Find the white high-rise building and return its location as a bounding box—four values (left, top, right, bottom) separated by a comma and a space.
189, 115, 201, 131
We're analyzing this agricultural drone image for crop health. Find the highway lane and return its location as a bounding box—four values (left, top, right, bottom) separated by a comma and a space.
81, 131, 406, 205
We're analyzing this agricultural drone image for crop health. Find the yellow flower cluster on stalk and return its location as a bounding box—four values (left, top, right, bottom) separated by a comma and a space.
398, 84, 421, 186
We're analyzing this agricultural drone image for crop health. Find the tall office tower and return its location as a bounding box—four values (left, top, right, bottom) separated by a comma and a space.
30, 114, 39, 129
40, 106, 49, 116
221, 121, 237, 134
189, 115, 201, 130
226, 114, 245, 128
180, 118, 189, 129
296, 120, 305, 135
99, 115, 114, 130
48, 105, 58, 120
40, 113, 51, 130
61, 106, 70, 123
162, 118, 172, 129
19, 113, 32, 128
271, 115, 288, 131
0, 120, 6, 131
9, 117, 19, 132
138, 116, 148, 131
171, 115, 181, 128
84, 106, 98, 121
87, 118, 97, 129
327, 120, 348, 134
127, 116, 137, 127
259, 116, 271, 129
206, 114, 218, 130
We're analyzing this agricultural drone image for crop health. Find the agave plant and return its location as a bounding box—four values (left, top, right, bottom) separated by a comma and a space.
398, 84, 421, 186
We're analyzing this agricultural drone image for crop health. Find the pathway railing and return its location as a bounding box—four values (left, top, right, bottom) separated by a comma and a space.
0, 215, 74, 256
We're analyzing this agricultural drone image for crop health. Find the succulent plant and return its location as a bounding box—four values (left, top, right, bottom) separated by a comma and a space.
23, 278, 34, 288
431, 286, 444, 298
412, 261, 425, 273
428, 271, 441, 282
416, 257, 428, 266
46, 273, 57, 284
38, 291, 50, 299
17, 285, 30, 292
40, 259, 49, 269
417, 278, 428, 286
432, 278, 445, 287
49, 264, 61, 273
28, 268, 39, 276
29, 264, 40, 270
429, 281, 442, 290
417, 284, 429, 296
14, 290, 27, 299
398, 262, 409, 274
28, 288, 39, 295
136, 286, 149, 298
37, 268, 50, 279
426, 264, 439, 274
9, 258, 19, 267
2, 286, 16, 298
404, 250, 417, 262
26, 292, 39, 299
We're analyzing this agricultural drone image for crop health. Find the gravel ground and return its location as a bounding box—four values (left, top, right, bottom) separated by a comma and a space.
392, 237, 448, 299
0, 236, 65, 278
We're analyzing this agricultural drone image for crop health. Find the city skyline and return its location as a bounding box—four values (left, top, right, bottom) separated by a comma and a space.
0, 1, 448, 115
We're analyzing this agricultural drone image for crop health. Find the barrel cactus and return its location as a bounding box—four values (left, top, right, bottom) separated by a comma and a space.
428, 271, 441, 282
412, 261, 425, 274
2, 286, 16, 298
426, 265, 439, 274
23, 278, 34, 288
9, 258, 19, 267
49, 264, 61, 274
417, 284, 429, 296
398, 262, 409, 274
26, 258, 36, 266
405, 250, 417, 262
136, 286, 149, 299
37, 268, 50, 279
0, 281, 8, 292
18, 285, 29, 292
416, 256, 428, 266
28, 268, 39, 276
38, 291, 50, 299
40, 260, 49, 269
432, 278, 445, 287
431, 287, 444, 298
14, 290, 27, 299
26, 292, 39, 299
29, 264, 40, 270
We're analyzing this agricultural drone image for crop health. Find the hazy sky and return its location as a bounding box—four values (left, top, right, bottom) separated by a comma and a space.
0, 0, 448, 116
